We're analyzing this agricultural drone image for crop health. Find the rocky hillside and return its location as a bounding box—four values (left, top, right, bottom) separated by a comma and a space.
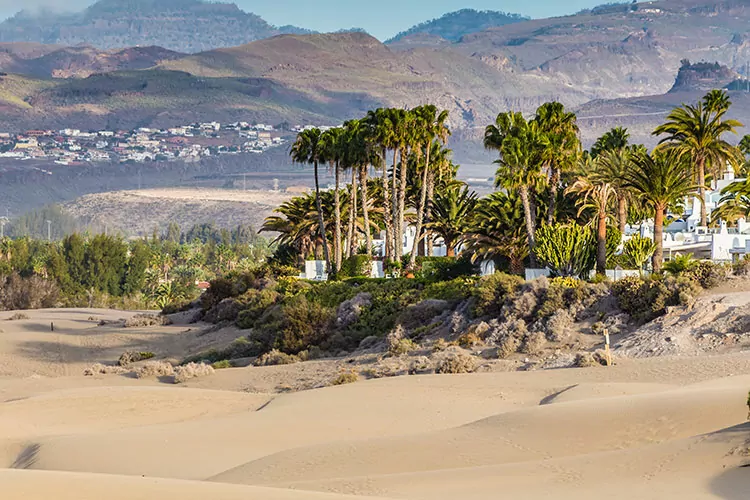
385, 9, 528, 44
0, 0, 312, 53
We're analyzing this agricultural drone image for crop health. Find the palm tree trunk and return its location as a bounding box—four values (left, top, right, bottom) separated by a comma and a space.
313, 161, 331, 272
445, 238, 456, 258
425, 172, 435, 257
519, 185, 537, 268
618, 196, 627, 233
392, 148, 401, 260
547, 166, 559, 225
359, 165, 372, 256
596, 210, 607, 275
653, 205, 665, 273
382, 149, 394, 260
408, 145, 431, 269
510, 256, 525, 276
347, 168, 357, 258
698, 157, 707, 227
397, 147, 409, 260
334, 160, 342, 272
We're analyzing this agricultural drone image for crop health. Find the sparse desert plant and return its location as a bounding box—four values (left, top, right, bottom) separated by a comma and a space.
521, 331, 546, 355
117, 351, 156, 366
87, 316, 99, 321
457, 331, 482, 348
435, 347, 478, 374
211, 360, 233, 369
133, 360, 175, 379
255, 349, 300, 366
408, 356, 432, 375
574, 351, 609, 368
331, 369, 359, 385
0, 273, 59, 311
83, 363, 129, 376
432, 338, 450, 352
496, 334, 521, 359
173, 362, 215, 383
124, 313, 171, 328
472, 272, 524, 317
389, 338, 417, 356
545, 310, 574, 342
6, 312, 29, 321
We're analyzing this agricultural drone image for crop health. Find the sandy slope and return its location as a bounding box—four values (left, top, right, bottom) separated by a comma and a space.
0, 308, 749, 499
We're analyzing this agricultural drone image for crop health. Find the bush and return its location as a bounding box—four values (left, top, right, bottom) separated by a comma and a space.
472, 273, 523, 317
173, 362, 215, 383
6, 312, 29, 321
212, 360, 233, 369
117, 351, 155, 366
236, 289, 281, 329
612, 275, 701, 322
183, 337, 263, 364
457, 331, 482, 348
521, 331, 546, 355
684, 261, 726, 289
256, 295, 335, 355
389, 338, 417, 356
331, 369, 359, 385
546, 310, 573, 342
416, 256, 476, 281
255, 349, 300, 366
161, 300, 195, 315
83, 363, 129, 376
338, 255, 372, 278
435, 347, 478, 374
124, 313, 171, 328
133, 361, 175, 379
535, 224, 620, 278
0, 273, 59, 310
422, 278, 475, 302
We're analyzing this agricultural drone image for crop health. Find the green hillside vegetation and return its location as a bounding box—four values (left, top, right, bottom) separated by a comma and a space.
386, 9, 529, 43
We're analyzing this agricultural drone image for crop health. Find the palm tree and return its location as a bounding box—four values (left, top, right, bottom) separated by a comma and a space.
409, 105, 450, 269
290, 128, 331, 271
653, 90, 744, 227
590, 126, 630, 158
465, 191, 529, 275
488, 112, 548, 268
364, 108, 395, 261
713, 177, 750, 224
533, 102, 580, 223
344, 119, 374, 256
261, 193, 330, 263
595, 147, 640, 233
623, 150, 699, 272
320, 127, 346, 272
567, 176, 617, 274
426, 182, 477, 258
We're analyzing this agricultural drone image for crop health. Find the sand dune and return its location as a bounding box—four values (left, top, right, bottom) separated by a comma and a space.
0, 308, 749, 499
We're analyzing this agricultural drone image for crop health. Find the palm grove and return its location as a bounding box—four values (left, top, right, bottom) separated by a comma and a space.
268, 90, 746, 277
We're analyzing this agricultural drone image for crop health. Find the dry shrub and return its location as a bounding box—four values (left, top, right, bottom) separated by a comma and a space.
255, 349, 300, 366
521, 331, 546, 355
435, 347, 478, 374
457, 331, 483, 348
84, 363, 129, 376
574, 351, 609, 368
432, 338, 450, 352
386, 325, 417, 355
409, 356, 432, 375
117, 351, 155, 366
0, 273, 59, 310
496, 335, 521, 359
545, 310, 574, 342
173, 362, 215, 383
6, 312, 29, 321
124, 313, 171, 328
331, 369, 359, 386
134, 361, 175, 379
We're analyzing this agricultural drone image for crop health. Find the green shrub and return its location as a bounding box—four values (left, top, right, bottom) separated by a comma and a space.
472, 273, 523, 317
683, 261, 726, 289
535, 224, 620, 278
182, 337, 262, 364
612, 275, 701, 322
255, 349, 300, 366
663, 254, 698, 276
621, 235, 656, 271
254, 295, 335, 355
162, 299, 195, 315
388, 338, 417, 356
416, 256, 476, 281
338, 255, 372, 279
422, 278, 475, 302
235, 288, 281, 329
211, 360, 233, 369
200, 277, 235, 311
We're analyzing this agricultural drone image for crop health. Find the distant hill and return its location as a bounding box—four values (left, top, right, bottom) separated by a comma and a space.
670, 60, 738, 92
386, 9, 529, 44
0, 0, 313, 53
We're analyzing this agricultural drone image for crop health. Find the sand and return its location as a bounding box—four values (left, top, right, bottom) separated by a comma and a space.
0, 308, 749, 499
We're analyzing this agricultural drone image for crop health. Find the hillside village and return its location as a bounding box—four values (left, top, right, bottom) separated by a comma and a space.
0, 122, 307, 165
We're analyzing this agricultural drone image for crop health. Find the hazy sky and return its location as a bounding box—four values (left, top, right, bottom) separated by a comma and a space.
0, 0, 606, 40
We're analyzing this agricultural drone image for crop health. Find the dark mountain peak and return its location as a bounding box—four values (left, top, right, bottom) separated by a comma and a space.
670, 60, 737, 92
386, 8, 529, 44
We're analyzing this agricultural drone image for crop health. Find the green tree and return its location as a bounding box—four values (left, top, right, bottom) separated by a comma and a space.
291, 127, 331, 271
653, 90, 744, 227
320, 126, 347, 272
623, 150, 699, 272
426, 183, 477, 257
590, 126, 629, 158
621, 235, 657, 272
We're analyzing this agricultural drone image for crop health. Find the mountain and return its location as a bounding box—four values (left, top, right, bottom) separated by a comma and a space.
386, 9, 529, 44
0, 0, 313, 53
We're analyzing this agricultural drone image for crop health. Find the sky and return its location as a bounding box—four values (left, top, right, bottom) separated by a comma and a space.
0, 0, 607, 40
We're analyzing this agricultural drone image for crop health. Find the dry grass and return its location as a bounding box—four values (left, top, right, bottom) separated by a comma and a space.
124, 314, 171, 328
117, 351, 156, 366
330, 369, 359, 386
83, 363, 129, 376
133, 361, 175, 379
434, 347, 478, 374
7, 312, 30, 321
255, 349, 300, 366
173, 362, 215, 384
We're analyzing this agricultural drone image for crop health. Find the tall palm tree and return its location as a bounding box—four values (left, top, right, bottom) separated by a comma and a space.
567, 176, 617, 274
623, 150, 699, 272
489, 112, 548, 268
590, 126, 630, 158
409, 105, 450, 269
533, 102, 580, 224
290, 128, 331, 271
465, 191, 529, 275
396, 109, 417, 261
426, 182, 476, 258
320, 127, 346, 272
713, 177, 750, 224
364, 108, 395, 261
344, 119, 374, 256
653, 90, 744, 227
596, 147, 640, 233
